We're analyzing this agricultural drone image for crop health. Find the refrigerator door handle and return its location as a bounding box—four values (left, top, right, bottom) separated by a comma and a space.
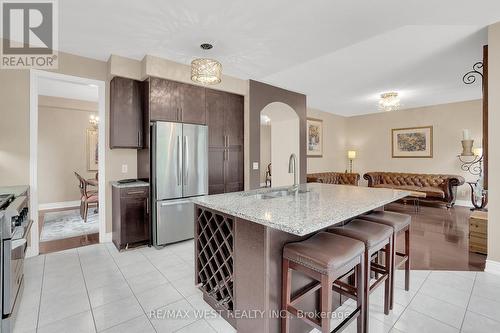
177, 136, 181, 186
184, 136, 189, 187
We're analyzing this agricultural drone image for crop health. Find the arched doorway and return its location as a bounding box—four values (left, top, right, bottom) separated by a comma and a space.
260, 102, 300, 188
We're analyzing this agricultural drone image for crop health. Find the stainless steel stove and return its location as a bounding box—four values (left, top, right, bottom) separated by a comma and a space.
0, 195, 13, 211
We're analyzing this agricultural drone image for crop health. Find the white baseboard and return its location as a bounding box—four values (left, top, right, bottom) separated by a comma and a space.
39, 200, 80, 211
100, 232, 112, 243
455, 200, 473, 208
485, 260, 500, 276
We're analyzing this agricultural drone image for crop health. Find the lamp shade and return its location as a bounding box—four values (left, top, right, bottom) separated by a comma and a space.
347, 150, 357, 159
191, 58, 222, 85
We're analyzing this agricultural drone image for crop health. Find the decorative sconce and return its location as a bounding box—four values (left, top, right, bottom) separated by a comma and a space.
347, 150, 357, 173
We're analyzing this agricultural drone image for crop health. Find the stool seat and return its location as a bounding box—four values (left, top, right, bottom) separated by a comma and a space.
283, 232, 365, 275
329, 219, 393, 249
360, 211, 411, 232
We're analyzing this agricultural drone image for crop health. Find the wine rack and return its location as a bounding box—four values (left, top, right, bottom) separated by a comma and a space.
195, 206, 234, 312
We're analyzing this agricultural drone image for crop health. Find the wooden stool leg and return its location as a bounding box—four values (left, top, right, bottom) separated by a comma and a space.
384, 238, 393, 315
405, 228, 410, 291
363, 251, 370, 333
390, 234, 396, 310
356, 256, 365, 333
320, 274, 333, 333
281, 259, 291, 333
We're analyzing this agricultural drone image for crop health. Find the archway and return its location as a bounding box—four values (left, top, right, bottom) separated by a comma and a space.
260, 102, 300, 188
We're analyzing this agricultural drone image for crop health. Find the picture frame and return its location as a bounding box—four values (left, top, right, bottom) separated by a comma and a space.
307, 118, 323, 158
392, 126, 433, 158
86, 128, 99, 171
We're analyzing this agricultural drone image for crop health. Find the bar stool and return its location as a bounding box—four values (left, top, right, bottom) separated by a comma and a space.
359, 211, 411, 309
328, 220, 393, 333
282, 232, 366, 333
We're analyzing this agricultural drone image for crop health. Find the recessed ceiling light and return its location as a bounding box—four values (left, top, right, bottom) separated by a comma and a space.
200, 43, 213, 50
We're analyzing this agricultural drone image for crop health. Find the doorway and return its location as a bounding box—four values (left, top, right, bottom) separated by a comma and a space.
29, 70, 106, 256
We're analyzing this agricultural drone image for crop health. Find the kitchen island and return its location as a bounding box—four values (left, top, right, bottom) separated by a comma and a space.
192, 183, 408, 333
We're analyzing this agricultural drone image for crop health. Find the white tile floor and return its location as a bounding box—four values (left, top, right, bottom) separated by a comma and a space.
15, 240, 500, 333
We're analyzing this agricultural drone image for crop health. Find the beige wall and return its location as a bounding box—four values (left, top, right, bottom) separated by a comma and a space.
260, 124, 271, 184
488, 22, 500, 264
0, 42, 138, 235
38, 96, 97, 204
306, 101, 482, 202
306, 108, 348, 173
345, 100, 482, 201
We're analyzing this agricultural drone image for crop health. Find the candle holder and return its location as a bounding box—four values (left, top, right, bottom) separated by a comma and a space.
461, 139, 474, 156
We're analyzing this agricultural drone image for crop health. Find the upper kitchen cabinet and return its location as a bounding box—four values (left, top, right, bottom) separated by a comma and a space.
179, 82, 206, 124
149, 78, 206, 124
149, 77, 181, 122
110, 76, 144, 149
206, 89, 244, 147
206, 89, 226, 147
225, 93, 244, 147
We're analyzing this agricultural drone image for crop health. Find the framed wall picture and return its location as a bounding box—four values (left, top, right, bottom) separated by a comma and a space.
307, 118, 323, 157
392, 126, 433, 158
86, 128, 99, 171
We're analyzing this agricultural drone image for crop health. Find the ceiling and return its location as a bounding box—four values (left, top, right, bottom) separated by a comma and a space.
38, 77, 98, 102
51, 1, 500, 115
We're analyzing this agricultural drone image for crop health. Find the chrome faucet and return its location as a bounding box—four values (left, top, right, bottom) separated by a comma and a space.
288, 153, 298, 192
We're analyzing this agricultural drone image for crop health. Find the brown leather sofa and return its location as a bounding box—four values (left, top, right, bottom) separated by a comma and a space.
307, 172, 360, 186
363, 172, 465, 208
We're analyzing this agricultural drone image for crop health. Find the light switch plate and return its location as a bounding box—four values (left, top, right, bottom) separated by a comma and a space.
121, 164, 128, 173
253, 162, 259, 170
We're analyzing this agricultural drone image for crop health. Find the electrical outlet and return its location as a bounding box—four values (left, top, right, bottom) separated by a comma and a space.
253, 162, 259, 170
121, 164, 128, 173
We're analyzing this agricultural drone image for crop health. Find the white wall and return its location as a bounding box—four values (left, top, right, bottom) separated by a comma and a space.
262, 102, 300, 188
487, 22, 500, 266
260, 124, 271, 184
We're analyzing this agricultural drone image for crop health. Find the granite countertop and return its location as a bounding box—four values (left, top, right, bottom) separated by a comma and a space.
193, 183, 409, 236
0, 185, 29, 197
110, 180, 149, 188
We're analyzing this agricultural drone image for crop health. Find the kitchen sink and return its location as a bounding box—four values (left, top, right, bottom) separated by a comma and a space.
258, 189, 309, 200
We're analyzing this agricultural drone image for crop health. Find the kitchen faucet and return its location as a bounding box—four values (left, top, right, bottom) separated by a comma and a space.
288, 153, 298, 192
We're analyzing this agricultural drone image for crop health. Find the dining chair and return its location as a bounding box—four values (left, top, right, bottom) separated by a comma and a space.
74, 172, 98, 222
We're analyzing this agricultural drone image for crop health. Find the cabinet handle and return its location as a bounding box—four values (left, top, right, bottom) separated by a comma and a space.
137, 131, 141, 147
146, 198, 149, 214
126, 190, 144, 195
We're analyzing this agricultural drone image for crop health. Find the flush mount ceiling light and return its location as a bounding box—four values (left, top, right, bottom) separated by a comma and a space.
378, 92, 400, 112
191, 43, 222, 85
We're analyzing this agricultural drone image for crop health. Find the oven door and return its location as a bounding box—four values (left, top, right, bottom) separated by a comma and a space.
3, 238, 25, 318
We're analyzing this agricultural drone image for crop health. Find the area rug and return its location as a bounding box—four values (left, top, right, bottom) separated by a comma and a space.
40, 209, 99, 242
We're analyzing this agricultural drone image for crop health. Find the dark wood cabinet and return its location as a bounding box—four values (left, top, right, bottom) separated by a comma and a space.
110, 77, 143, 148
112, 185, 150, 250
206, 90, 244, 194
149, 78, 206, 124
180, 82, 206, 124
149, 77, 181, 122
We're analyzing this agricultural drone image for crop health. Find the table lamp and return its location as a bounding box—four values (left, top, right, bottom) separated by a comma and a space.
347, 150, 357, 173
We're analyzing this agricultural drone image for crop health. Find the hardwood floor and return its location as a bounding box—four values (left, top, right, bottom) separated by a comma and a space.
38, 207, 99, 254
387, 202, 486, 271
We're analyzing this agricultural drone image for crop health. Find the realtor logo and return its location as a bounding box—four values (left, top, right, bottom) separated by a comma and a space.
1, 0, 58, 68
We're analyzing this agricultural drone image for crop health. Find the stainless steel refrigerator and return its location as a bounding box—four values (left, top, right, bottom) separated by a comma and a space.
152, 122, 208, 246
